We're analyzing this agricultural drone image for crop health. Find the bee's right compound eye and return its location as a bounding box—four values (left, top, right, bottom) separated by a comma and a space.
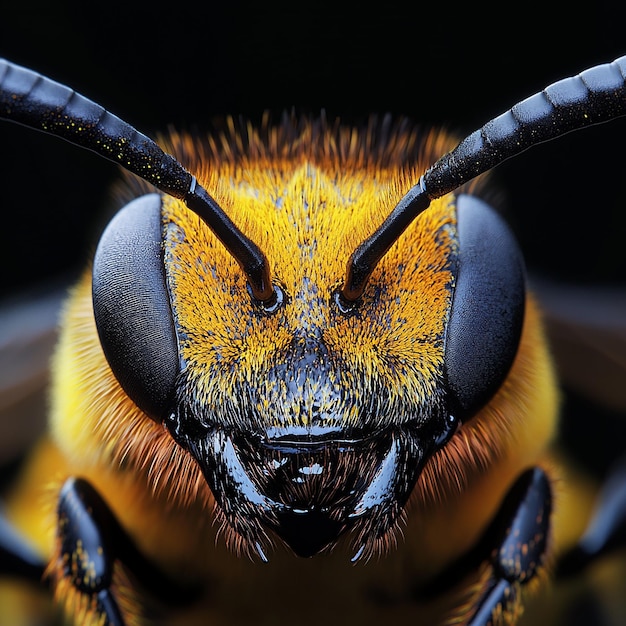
443, 194, 527, 419
92, 193, 180, 421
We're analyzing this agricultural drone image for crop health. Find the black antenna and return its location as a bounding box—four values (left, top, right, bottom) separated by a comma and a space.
340, 55, 626, 303
0, 59, 275, 304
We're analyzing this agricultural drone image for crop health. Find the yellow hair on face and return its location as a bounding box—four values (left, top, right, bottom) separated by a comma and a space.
158, 118, 466, 435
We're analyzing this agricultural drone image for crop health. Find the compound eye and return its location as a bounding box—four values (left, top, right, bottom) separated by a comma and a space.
92, 193, 179, 421
444, 194, 526, 419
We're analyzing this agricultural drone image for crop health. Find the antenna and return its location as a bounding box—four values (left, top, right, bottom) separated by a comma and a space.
340, 55, 626, 303
0, 59, 275, 304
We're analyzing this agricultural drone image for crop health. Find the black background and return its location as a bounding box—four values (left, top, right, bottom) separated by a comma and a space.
1, 1, 625, 299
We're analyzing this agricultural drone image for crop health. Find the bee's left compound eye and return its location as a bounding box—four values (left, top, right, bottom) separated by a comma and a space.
92, 193, 180, 421
444, 195, 526, 419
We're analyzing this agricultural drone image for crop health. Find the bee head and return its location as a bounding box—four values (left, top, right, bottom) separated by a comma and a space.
92, 121, 524, 560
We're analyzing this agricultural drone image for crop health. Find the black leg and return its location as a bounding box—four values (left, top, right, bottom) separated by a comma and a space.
466, 467, 552, 626
52, 477, 128, 625
415, 467, 553, 625
49, 477, 200, 625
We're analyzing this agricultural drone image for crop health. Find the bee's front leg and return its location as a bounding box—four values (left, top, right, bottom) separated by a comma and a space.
466, 467, 552, 626
47, 477, 129, 625
47, 477, 198, 626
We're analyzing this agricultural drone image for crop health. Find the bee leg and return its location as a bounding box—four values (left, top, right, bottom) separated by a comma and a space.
49, 477, 128, 624
557, 457, 626, 578
466, 467, 552, 626
49, 477, 198, 626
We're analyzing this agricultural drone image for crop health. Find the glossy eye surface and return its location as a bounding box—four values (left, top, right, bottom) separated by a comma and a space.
92, 193, 180, 420
444, 194, 526, 419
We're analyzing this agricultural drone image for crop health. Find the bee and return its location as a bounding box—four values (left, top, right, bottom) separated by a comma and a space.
0, 55, 625, 625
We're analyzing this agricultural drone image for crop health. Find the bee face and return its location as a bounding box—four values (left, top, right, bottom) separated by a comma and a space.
91, 120, 525, 561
